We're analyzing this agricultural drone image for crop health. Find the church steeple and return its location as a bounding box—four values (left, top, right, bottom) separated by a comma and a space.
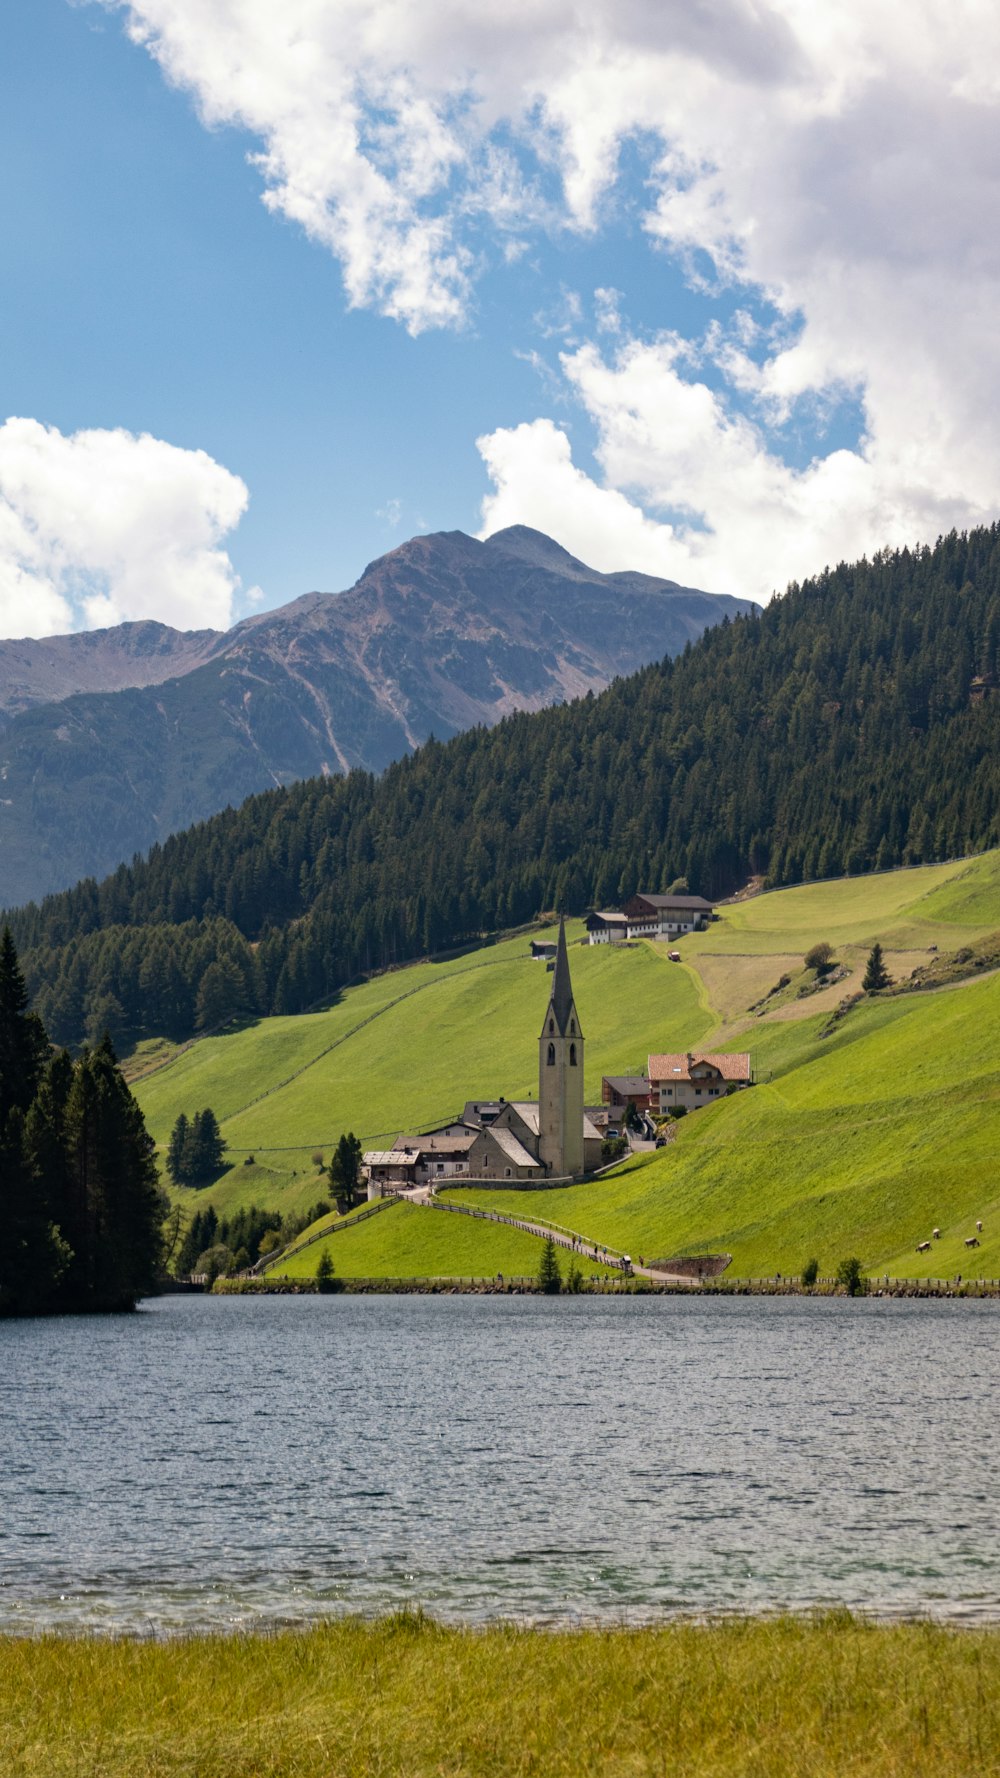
538, 917, 584, 1177
547, 914, 578, 1036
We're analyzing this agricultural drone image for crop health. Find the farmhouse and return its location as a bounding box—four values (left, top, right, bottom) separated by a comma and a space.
366, 919, 603, 1191
621, 892, 714, 939
648, 1051, 752, 1113
587, 894, 714, 944
585, 911, 629, 944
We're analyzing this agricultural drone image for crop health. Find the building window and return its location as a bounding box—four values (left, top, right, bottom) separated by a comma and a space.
570, 1018, 576, 1034
547, 1042, 556, 1066
549, 1019, 555, 1034
569, 1043, 577, 1066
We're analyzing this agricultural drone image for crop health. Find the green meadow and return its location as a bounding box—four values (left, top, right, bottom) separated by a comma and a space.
3, 1614, 998, 1778
137, 853, 1000, 1280
273, 1200, 607, 1282
136, 919, 709, 1213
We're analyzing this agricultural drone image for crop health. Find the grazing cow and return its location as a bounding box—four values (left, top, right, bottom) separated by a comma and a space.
965, 1235, 980, 1248
916, 1240, 931, 1253
976, 1219, 984, 1233
932, 1228, 941, 1239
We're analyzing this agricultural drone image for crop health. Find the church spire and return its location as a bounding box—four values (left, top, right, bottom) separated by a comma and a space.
548, 915, 576, 1035
538, 915, 584, 1176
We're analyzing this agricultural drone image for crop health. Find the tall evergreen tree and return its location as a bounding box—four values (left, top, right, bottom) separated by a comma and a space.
863, 943, 892, 992
0, 926, 48, 1130
166, 1113, 190, 1185
328, 1132, 363, 1214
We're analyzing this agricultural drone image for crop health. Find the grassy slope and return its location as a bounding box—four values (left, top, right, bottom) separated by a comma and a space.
433, 858, 1000, 1279
273, 1201, 607, 1281
3, 1616, 998, 1778
136, 919, 710, 1216
140, 851, 1000, 1277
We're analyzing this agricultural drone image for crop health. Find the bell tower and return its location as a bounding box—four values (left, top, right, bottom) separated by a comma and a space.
538, 917, 584, 1177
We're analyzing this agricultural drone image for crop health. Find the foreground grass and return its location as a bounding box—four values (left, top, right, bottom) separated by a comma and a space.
3, 1614, 999, 1777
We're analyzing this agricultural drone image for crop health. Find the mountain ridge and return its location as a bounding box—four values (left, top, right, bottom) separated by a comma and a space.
0, 526, 751, 904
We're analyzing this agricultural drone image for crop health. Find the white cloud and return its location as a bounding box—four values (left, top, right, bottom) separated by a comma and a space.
96, 0, 1000, 586
0, 419, 249, 638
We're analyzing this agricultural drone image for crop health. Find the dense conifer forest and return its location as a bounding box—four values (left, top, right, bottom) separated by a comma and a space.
0, 930, 165, 1315
9, 525, 1000, 1051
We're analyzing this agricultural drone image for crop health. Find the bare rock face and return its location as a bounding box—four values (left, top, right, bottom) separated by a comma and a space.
0, 620, 226, 719
0, 526, 755, 906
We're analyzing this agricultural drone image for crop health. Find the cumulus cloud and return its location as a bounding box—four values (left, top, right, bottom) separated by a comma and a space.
0, 419, 249, 638
96, 0, 1000, 588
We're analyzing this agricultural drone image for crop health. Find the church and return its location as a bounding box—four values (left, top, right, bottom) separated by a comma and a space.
364, 919, 604, 1192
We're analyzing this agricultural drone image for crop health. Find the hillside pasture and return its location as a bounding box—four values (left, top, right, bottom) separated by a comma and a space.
272, 1200, 607, 1282
442, 971, 1000, 1278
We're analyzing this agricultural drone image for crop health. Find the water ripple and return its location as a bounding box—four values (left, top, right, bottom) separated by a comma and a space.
1, 1293, 998, 1633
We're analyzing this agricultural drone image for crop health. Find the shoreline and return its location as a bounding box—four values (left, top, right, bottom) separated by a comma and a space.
204, 1276, 1000, 1299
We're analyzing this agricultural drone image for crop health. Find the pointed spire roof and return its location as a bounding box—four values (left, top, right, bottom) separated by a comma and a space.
547, 916, 578, 1035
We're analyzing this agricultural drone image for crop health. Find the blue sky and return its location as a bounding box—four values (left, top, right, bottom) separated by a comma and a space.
1, 0, 999, 634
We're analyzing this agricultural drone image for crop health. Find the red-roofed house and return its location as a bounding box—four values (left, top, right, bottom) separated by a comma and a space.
648, 1051, 752, 1114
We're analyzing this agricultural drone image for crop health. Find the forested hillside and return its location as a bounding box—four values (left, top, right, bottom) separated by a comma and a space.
10, 526, 1000, 1052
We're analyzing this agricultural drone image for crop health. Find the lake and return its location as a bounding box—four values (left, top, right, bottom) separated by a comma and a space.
1, 1293, 997, 1634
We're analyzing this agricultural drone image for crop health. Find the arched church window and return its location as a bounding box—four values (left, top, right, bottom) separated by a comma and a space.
547, 1042, 555, 1066
570, 1018, 575, 1034
549, 1019, 555, 1034
570, 1043, 577, 1066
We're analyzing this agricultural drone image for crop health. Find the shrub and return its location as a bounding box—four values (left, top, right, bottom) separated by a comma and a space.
565, 1259, 584, 1294
196, 1244, 234, 1285
311, 1151, 325, 1169
805, 942, 835, 974
835, 1256, 866, 1296
801, 1257, 819, 1287
316, 1250, 336, 1293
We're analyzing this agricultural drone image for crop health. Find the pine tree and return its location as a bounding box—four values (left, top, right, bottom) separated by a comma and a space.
329, 1132, 363, 1214
862, 942, 892, 992
0, 1108, 70, 1316
537, 1235, 562, 1294
0, 926, 48, 1130
63, 1041, 165, 1311
167, 1113, 190, 1185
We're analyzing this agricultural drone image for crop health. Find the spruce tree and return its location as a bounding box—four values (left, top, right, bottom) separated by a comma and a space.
329, 1132, 363, 1214
0, 1109, 70, 1316
167, 1112, 190, 1184
862, 942, 892, 992
537, 1235, 562, 1294
0, 926, 48, 1130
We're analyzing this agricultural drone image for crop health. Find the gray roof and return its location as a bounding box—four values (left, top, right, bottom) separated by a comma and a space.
507, 1101, 540, 1135
603, 1075, 650, 1094
633, 893, 713, 911
487, 1126, 541, 1170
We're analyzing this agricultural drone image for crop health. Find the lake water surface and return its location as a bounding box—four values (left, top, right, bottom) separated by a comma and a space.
1, 1293, 997, 1633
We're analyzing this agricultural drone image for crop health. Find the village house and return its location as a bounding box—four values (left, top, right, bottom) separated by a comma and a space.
647, 1051, 752, 1114
586, 893, 714, 944
585, 910, 629, 944
601, 1075, 652, 1113
621, 892, 714, 939
365, 920, 603, 1193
